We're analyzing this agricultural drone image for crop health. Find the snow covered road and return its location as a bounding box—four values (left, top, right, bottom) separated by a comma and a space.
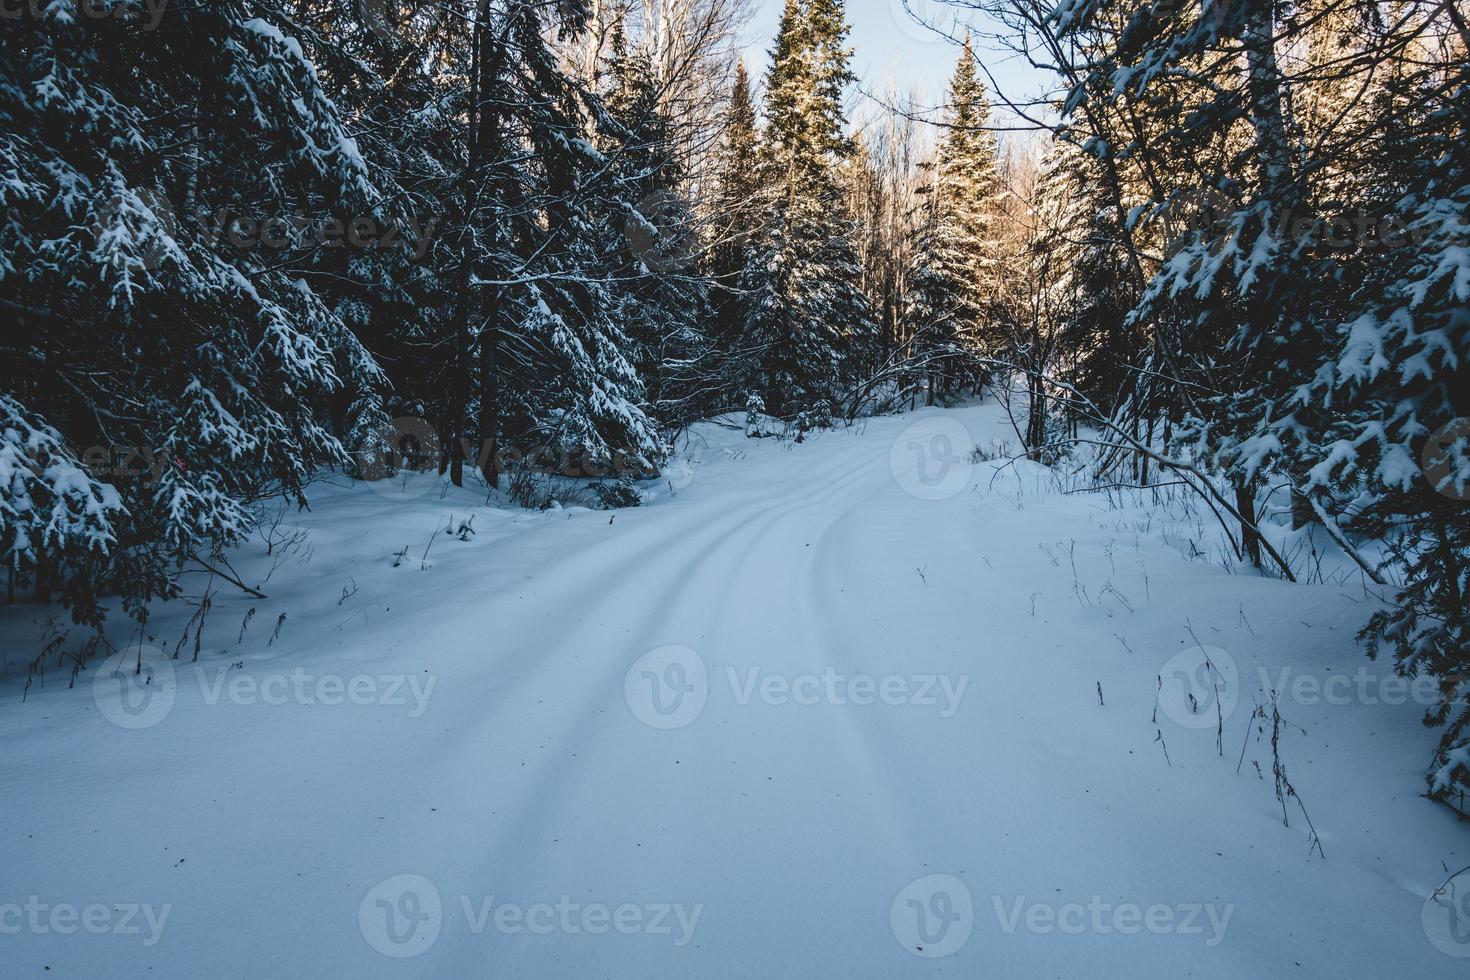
3, 403, 1467, 977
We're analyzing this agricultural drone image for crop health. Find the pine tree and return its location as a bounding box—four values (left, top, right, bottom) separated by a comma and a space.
0, 3, 387, 623
287, 4, 456, 470
449, 1, 667, 485
596, 17, 711, 429
902, 179, 966, 404
710, 62, 761, 354
1319, 63, 1470, 803
901, 39, 1004, 398
1048, 0, 1470, 798
935, 39, 1005, 355
742, 0, 878, 420
1040, 135, 1142, 417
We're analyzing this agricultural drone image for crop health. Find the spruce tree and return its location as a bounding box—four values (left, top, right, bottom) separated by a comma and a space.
597, 18, 711, 429
1048, 0, 1470, 799
901, 39, 1004, 398
710, 62, 761, 354
742, 0, 878, 420
1040, 135, 1142, 417
0, 3, 388, 622
453, 1, 667, 485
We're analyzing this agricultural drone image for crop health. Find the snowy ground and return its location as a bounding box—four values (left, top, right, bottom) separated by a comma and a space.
2, 401, 1467, 977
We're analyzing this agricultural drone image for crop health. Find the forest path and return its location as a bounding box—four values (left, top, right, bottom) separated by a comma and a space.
2, 403, 1464, 977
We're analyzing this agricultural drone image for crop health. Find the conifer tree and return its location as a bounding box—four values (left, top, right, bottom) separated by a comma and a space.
451, 1, 667, 485
742, 0, 878, 420
1045, 0, 1470, 798
901, 39, 1004, 397
710, 62, 762, 352
0, 2, 388, 622
597, 17, 711, 428
1040, 135, 1141, 417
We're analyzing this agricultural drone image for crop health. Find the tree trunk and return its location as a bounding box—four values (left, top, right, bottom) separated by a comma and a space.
447, 2, 488, 489
1236, 481, 1262, 568
1238, 8, 1293, 567
1027, 374, 1046, 462
35, 557, 50, 605
1290, 489, 1315, 529
1242, 6, 1296, 210
1141, 414, 1157, 486
478, 6, 504, 489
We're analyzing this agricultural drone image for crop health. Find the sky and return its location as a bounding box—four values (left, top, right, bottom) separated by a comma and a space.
739, 0, 1059, 131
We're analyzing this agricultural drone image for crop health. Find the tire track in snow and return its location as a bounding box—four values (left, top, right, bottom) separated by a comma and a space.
427, 444, 915, 975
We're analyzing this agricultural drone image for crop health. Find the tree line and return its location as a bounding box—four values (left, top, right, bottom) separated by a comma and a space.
0, 0, 988, 626
1, 0, 1466, 804
943, 0, 1468, 805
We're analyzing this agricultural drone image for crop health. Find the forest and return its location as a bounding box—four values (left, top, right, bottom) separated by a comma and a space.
1, 1, 1469, 973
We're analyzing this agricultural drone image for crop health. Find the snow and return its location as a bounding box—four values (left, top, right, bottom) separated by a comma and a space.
2, 401, 1466, 976
241, 18, 305, 64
